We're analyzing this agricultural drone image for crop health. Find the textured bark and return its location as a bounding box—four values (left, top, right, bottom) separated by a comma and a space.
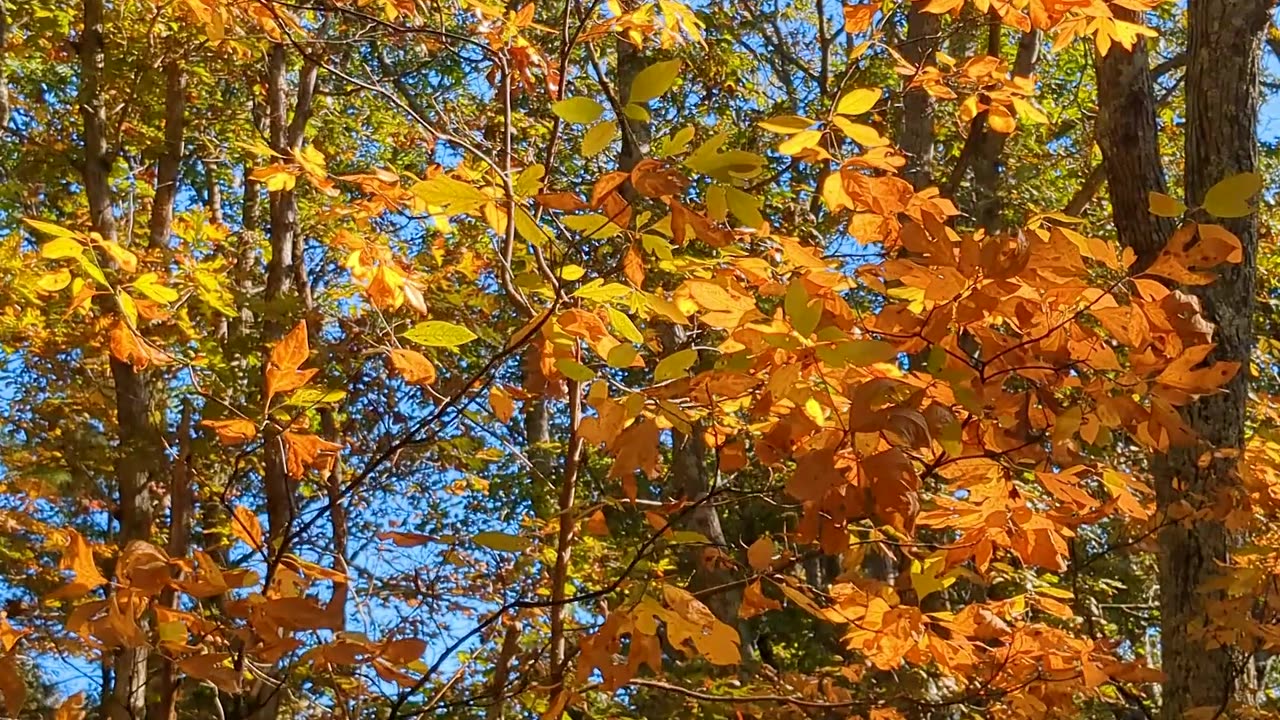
972, 30, 1039, 231
1156, 0, 1268, 716
899, 6, 940, 190
1095, 10, 1175, 267
148, 403, 193, 720
0, 0, 9, 132
77, 0, 162, 715
148, 61, 185, 249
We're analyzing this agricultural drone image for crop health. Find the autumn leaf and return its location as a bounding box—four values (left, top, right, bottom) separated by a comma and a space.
271, 320, 311, 371
50, 529, 108, 599
231, 505, 265, 551
201, 418, 258, 446
1201, 171, 1262, 218
0, 655, 25, 716
404, 320, 478, 348
489, 385, 516, 423
388, 348, 437, 385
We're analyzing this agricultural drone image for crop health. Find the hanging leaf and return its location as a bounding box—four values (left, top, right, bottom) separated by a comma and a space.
1201, 172, 1262, 218
473, 532, 532, 552
628, 60, 683, 104
1148, 192, 1186, 218
404, 321, 478, 348
834, 87, 881, 115
551, 97, 605, 124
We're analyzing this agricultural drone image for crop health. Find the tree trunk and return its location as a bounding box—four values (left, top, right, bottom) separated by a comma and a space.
77, 0, 162, 715
1095, 10, 1174, 267
899, 6, 940, 190
1157, 0, 1268, 716
972, 29, 1039, 232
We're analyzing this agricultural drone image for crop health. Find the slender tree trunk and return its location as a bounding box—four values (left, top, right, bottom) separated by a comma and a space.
900, 6, 940, 190
148, 403, 193, 720
148, 61, 185, 249
972, 30, 1039, 232
1156, 0, 1268, 716
77, 0, 162, 715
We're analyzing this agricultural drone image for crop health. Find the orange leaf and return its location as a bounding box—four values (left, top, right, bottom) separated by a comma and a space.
489, 385, 516, 423
389, 348, 437, 385
283, 432, 343, 479
50, 530, 108, 599
200, 418, 258, 446
270, 320, 310, 371
231, 506, 265, 551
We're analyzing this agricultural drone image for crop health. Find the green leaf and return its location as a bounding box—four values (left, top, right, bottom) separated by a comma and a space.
555, 358, 595, 382
834, 87, 880, 116
472, 532, 532, 553
655, 347, 698, 382
404, 321, 478, 348
628, 60, 682, 104
582, 122, 618, 157
1202, 172, 1263, 218
758, 115, 816, 134
1148, 192, 1186, 218
551, 97, 605, 124
785, 279, 821, 336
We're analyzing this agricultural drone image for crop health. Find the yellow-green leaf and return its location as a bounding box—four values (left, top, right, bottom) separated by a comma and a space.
559, 264, 586, 281
36, 268, 73, 292
1148, 192, 1186, 218
552, 97, 605, 124
24, 217, 77, 238
725, 187, 765, 229
834, 87, 880, 116
118, 292, 138, 327
758, 115, 816, 134
1202, 172, 1263, 218
606, 344, 639, 368
472, 532, 532, 553
582, 122, 618, 157
41, 237, 85, 260
623, 103, 650, 121
404, 321, 478, 348
655, 347, 698, 382
785, 279, 821, 336
132, 272, 179, 304
555, 358, 595, 382
606, 307, 643, 344
629, 60, 682, 104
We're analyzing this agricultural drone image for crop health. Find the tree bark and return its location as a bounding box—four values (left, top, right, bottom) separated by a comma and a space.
972, 29, 1039, 232
77, 0, 163, 715
148, 61, 185, 249
1095, 10, 1175, 267
1156, 0, 1268, 716
899, 5, 940, 190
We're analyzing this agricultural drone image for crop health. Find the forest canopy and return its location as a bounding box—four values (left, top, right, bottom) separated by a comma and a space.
1, 0, 1280, 718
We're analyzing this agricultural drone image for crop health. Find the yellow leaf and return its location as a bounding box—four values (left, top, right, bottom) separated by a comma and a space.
1202, 172, 1262, 218
132, 272, 179, 304
24, 217, 78, 239
404, 320, 477, 348
118, 291, 138, 327
100, 239, 138, 272
582, 122, 618, 157
834, 87, 880, 116
1148, 192, 1187, 218
629, 60, 682, 103
757, 115, 816, 134
986, 104, 1017, 134
777, 129, 823, 156
41, 237, 85, 260
551, 97, 605, 124
36, 268, 73, 293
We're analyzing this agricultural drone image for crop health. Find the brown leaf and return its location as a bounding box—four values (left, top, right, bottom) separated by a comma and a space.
631, 158, 689, 198
381, 637, 427, 663
0, 655, 26, 715
747, 536, 775, 571
591, 171, 630, 208
608, 419, 662, 501
535, 191, 588, 211
739, 580, 781, 619
787, 448, 846, 502
861, 447, 921, 532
